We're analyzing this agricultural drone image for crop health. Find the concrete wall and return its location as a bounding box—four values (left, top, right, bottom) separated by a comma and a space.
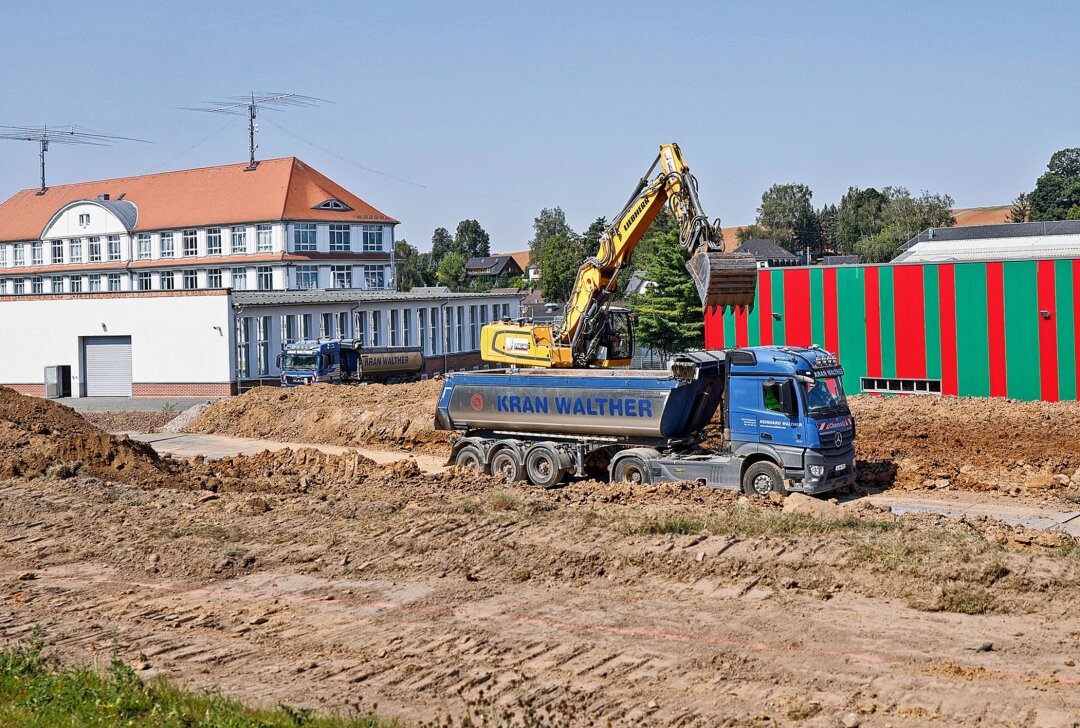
0, 291, 233, 397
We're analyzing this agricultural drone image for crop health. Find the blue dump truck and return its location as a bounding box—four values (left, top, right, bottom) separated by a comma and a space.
435, 345, 856, 494
278, 338, 424, 387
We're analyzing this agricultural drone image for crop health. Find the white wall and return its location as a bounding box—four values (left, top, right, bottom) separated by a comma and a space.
0, 294, 233, 392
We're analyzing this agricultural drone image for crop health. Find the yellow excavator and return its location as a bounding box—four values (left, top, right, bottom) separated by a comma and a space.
481, 143, 757, 368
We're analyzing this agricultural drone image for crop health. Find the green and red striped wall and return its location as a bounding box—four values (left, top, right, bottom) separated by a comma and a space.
704, 259, 1080, 401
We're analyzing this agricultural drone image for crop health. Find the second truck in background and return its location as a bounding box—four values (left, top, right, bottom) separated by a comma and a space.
278, 338, 424, 386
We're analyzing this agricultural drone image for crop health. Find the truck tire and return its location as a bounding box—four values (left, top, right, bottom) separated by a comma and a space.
490, 450, 525, 483
612, 456, 650, 485
742, 461, 784, 497
524, 446, 566, 489
454, 445, 486, 473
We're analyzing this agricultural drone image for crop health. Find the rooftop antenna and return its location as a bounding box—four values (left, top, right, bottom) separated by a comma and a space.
0, 124, 151, 194
182, 92, 328, 171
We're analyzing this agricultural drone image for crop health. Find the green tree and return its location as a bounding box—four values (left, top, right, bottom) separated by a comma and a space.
756, 183, 816, 250
452, 219, 490, 259
853, 187, 955, 263
1007, 192, 1032, 224
736, 224, 771, 245
817, 204, 838, 254
436, 251, 468, 291
627, 227, 703, 362
430, 227, 454, 263
537, 231, 590, 302
1067, 205, 1080, 220
1029, 148, 1080, 221
392, 239, 433, 292
529, 207, 572, 256
835, 187, 888, 254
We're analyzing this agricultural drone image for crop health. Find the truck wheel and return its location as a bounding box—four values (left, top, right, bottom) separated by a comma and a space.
612, 456, 650, 485
742, 461, 784, 497
490, 450, 524, 483
524, 446, 566, 489
454, 445, 486, 473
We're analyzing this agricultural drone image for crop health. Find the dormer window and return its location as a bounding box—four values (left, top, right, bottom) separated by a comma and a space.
78, 213, 90, 226
314, 198, 351, 211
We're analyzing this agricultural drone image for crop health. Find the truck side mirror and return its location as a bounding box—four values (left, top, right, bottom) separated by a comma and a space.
275, 354, 283, 369
778, 381, 798, 417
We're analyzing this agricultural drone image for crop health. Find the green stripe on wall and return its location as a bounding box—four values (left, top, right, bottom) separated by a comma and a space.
878, 266, 896, 379
953, 263, 990, 397
1055, 259, 1077, 401
747, 285, 761, 347
1003, 261, 1040, 400
923, 265, 942, 380
771, 270, 786, 345
836, 267, 866, 394
723, 307, 735, 347
810, 268, 825, 347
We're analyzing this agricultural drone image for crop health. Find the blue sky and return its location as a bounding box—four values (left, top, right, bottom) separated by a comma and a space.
1, 1, 1077, 251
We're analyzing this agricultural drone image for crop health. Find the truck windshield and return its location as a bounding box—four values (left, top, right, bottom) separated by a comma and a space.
282, 354, 318, 370
802, 376, 847, 414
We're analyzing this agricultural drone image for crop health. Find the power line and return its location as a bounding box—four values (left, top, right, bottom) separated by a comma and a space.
145, 116, 241, 174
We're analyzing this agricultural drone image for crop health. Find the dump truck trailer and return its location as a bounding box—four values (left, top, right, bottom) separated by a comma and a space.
278, 338, 424, 386
436, 346, 856, 494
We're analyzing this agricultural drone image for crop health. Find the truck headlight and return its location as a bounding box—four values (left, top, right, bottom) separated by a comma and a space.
809, 465, 825, 477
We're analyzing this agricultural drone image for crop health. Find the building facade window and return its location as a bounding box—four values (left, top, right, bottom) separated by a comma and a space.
331, 265, 351, 288
371, 310, 382, 346
295, 265, 318, 289
300, 313, 313, 340
68, 239, 82, 263
160, 271, 175, 290
256, 316, 270, 376
32, 242, 43, 266
355, 311, 367, 345
236, 317, 251, 379
88, 275, 102, 292
78, 213, 90, 226
329, 224, 351, 251
232, 268, 247, 290
363, 265, 385, 289
293, 223, 317, 251
389, 309, 400, 346
89, 238, 103, 262
137, 272, 152, 291
207, 269, 222, 288
160, 233, 174, 258
182, 230, 198, 257
137, 233, 152, 260
107, 235, 121, 261
336, 311, 350, 338
445, 307, 454, 353
418, 309, 426, 354
230, 226, 246, 254
282, 315, 298, 346
13, 279, 25, 295
50, 275, 63, 293
13, 245, 24, 267
362, 225, 383, 252
0, 246, 6, 267
256, 266, 273, 290
256, 224, 273, 252
107, 273, 121, 292
457, 305, 465, 352
31, 277, 43, 294
183, 270, 198, 289
69, 276, 82, 293
469, 305, 478, 350
207, 228, 222, 255
51, 240, 63, 264
403, 308, 413, 347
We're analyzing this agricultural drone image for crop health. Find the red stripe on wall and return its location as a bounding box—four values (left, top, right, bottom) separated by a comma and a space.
986, 262, 1008, 397
785, 268, 812, 346
758, 270, 773, 345
704, 307, 722, 348
735, 306, 749, 348
893, 265, 926, 378
1037, 260, 1059, 401
939, 264, 958, 396
864, 266, 882, 377
823, 267, 839, 355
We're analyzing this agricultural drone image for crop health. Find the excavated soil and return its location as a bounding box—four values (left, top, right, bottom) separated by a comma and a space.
3, 387, 1080, 725
185, 380, 451, 454
81, 410, 178, 433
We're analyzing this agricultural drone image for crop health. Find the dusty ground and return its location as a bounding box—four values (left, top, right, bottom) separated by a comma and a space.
3, 387, 1080, 726
80, 410, 178, 433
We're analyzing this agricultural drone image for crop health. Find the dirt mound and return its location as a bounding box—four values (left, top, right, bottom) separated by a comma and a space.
185, 381, 451, 453
0, 387, 180, 487
850, 395, 1080, 497
81, 410, 178, 433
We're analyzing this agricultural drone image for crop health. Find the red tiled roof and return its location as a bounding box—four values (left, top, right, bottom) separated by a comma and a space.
507, 250, 531, 270
0, 157, 397, 243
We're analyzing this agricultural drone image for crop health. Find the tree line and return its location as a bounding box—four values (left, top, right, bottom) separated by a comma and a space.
393, 219, 501, 292
1007, 148, 1080, 223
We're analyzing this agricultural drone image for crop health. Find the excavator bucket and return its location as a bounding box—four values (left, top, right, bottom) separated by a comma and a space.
686, 250, 758, 311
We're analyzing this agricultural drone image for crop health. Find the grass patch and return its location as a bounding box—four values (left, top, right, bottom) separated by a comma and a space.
620, 504, 903, 538
0, 631, 397, 727
487, 492, 523, 511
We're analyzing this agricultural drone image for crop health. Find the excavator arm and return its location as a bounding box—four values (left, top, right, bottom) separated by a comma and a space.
481, 143, 757, 368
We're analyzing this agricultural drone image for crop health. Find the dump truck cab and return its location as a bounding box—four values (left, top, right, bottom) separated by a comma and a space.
278, 339, 346, 387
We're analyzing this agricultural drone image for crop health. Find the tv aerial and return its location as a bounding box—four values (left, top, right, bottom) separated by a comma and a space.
0, 124, 151, 194
183, 92, 328, 170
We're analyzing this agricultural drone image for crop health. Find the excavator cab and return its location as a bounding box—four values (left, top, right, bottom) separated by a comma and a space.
585, 308, 635, 367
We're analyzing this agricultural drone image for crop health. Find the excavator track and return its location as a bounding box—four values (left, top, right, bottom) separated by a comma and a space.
687, 249, 758, 311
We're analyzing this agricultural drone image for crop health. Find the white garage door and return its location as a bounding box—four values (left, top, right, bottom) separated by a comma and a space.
83, 336, 132, 396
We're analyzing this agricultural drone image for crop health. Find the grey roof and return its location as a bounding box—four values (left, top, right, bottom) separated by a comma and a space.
822, 254, 861, 265
98, 199, 138, 231
733, 238, 798, 260
465, 255, 522, 276
895, 220, 1080, 263
232, 287, 521, 307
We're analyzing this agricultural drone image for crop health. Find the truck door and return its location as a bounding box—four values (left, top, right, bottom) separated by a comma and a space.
726, 376, 761, 444
759, 379, 802, 447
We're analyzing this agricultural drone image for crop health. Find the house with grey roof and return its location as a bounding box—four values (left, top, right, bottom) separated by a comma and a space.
732, 238, 799, 268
